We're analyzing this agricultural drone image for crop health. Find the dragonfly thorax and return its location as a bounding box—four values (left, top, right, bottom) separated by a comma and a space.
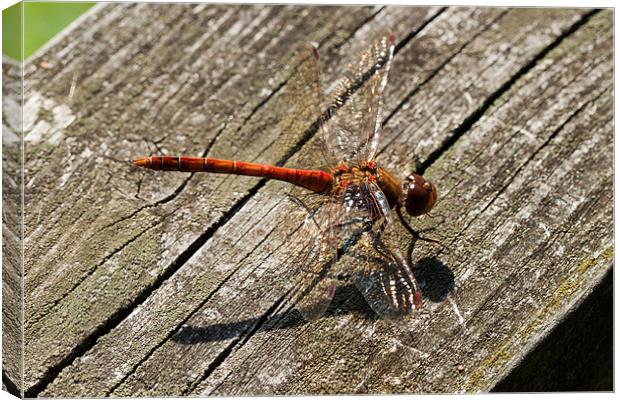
332, 162, 377, 182
329, 163, 437, 218
331, 162, 381, 197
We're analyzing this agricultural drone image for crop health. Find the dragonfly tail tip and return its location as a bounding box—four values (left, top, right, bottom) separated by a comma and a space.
311, 46, 319, 60
133, 157, 149, 168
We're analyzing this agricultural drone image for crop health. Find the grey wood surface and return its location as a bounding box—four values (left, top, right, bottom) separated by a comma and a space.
2, 56, 23, 397
2, 4, 612, 396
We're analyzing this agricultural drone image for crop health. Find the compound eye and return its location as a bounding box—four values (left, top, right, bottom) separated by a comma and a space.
403, 174, 437, 217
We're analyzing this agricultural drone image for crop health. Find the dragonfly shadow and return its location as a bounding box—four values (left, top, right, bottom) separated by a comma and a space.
171, 259, 454, 345
324, 281, 377, 319
171, 283, 375, 345
404, 231, 455, 303
413, 256, 455, 303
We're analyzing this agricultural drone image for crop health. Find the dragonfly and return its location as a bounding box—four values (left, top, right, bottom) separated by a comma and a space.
134, 33, 439, 321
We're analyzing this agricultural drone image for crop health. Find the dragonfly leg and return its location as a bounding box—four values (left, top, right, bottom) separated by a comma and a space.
396, 207, 445, 248
413, 155, 424, 174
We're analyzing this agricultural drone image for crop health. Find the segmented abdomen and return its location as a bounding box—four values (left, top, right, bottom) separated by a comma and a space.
135, 156, 334, 193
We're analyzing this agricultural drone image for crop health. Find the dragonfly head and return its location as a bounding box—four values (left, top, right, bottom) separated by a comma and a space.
402, 173, 437, 217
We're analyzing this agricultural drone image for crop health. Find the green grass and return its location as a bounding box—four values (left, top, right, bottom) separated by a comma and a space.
3, 2, 95, 61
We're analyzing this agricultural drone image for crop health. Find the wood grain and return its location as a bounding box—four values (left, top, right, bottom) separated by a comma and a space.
2, 56, 23, 397
2, 4, 611, 396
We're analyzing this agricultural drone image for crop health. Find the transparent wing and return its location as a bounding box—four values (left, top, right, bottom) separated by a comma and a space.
340, 180, 422, 319
272, 45, 343, 321
288, 194, 342, 321
276, 44, 337, 171
324, 32, 395, 165
351, 231, 422, 319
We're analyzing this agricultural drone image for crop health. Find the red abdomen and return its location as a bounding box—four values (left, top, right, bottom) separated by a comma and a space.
133, 156, 334, 193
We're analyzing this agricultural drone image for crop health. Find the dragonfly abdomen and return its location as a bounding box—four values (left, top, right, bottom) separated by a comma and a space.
134, 156, 334, 193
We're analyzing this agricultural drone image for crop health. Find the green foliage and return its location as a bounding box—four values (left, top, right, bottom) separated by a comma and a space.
2, 2, 21, 60
3, 2, 95, 60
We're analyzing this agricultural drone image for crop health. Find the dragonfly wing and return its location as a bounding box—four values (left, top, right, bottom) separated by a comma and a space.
351, 232, 422, 319
295, 272, 337, 322
289, 196, 341, 321
339, 180, 421, 319
324, 32, 395, 164
277, 44, 337, 171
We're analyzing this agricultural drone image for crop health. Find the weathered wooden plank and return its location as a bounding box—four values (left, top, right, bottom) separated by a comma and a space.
22, 3, 450, 394
187, 11, 611, 395
26, 5, 610, 397
171, 9, 610, 395
2, 56, 23, 396
32, 5, 501, 396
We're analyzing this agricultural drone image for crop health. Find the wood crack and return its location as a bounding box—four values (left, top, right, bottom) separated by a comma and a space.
26, 184, 268, 397
457, 87, 608, 239
106, 206, 284, 395
183, 292, 291, 395
331, 7, 387, 49
25, 216, 169, 332
27, 168, 284, 396
106, 202, 310, 394
417, 8, 599, 175
381, 8, 510, 139
392, 7, 447, 54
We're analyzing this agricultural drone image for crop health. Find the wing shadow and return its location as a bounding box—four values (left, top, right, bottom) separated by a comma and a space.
172, 256, 453, 344
171, 282, 373, 345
